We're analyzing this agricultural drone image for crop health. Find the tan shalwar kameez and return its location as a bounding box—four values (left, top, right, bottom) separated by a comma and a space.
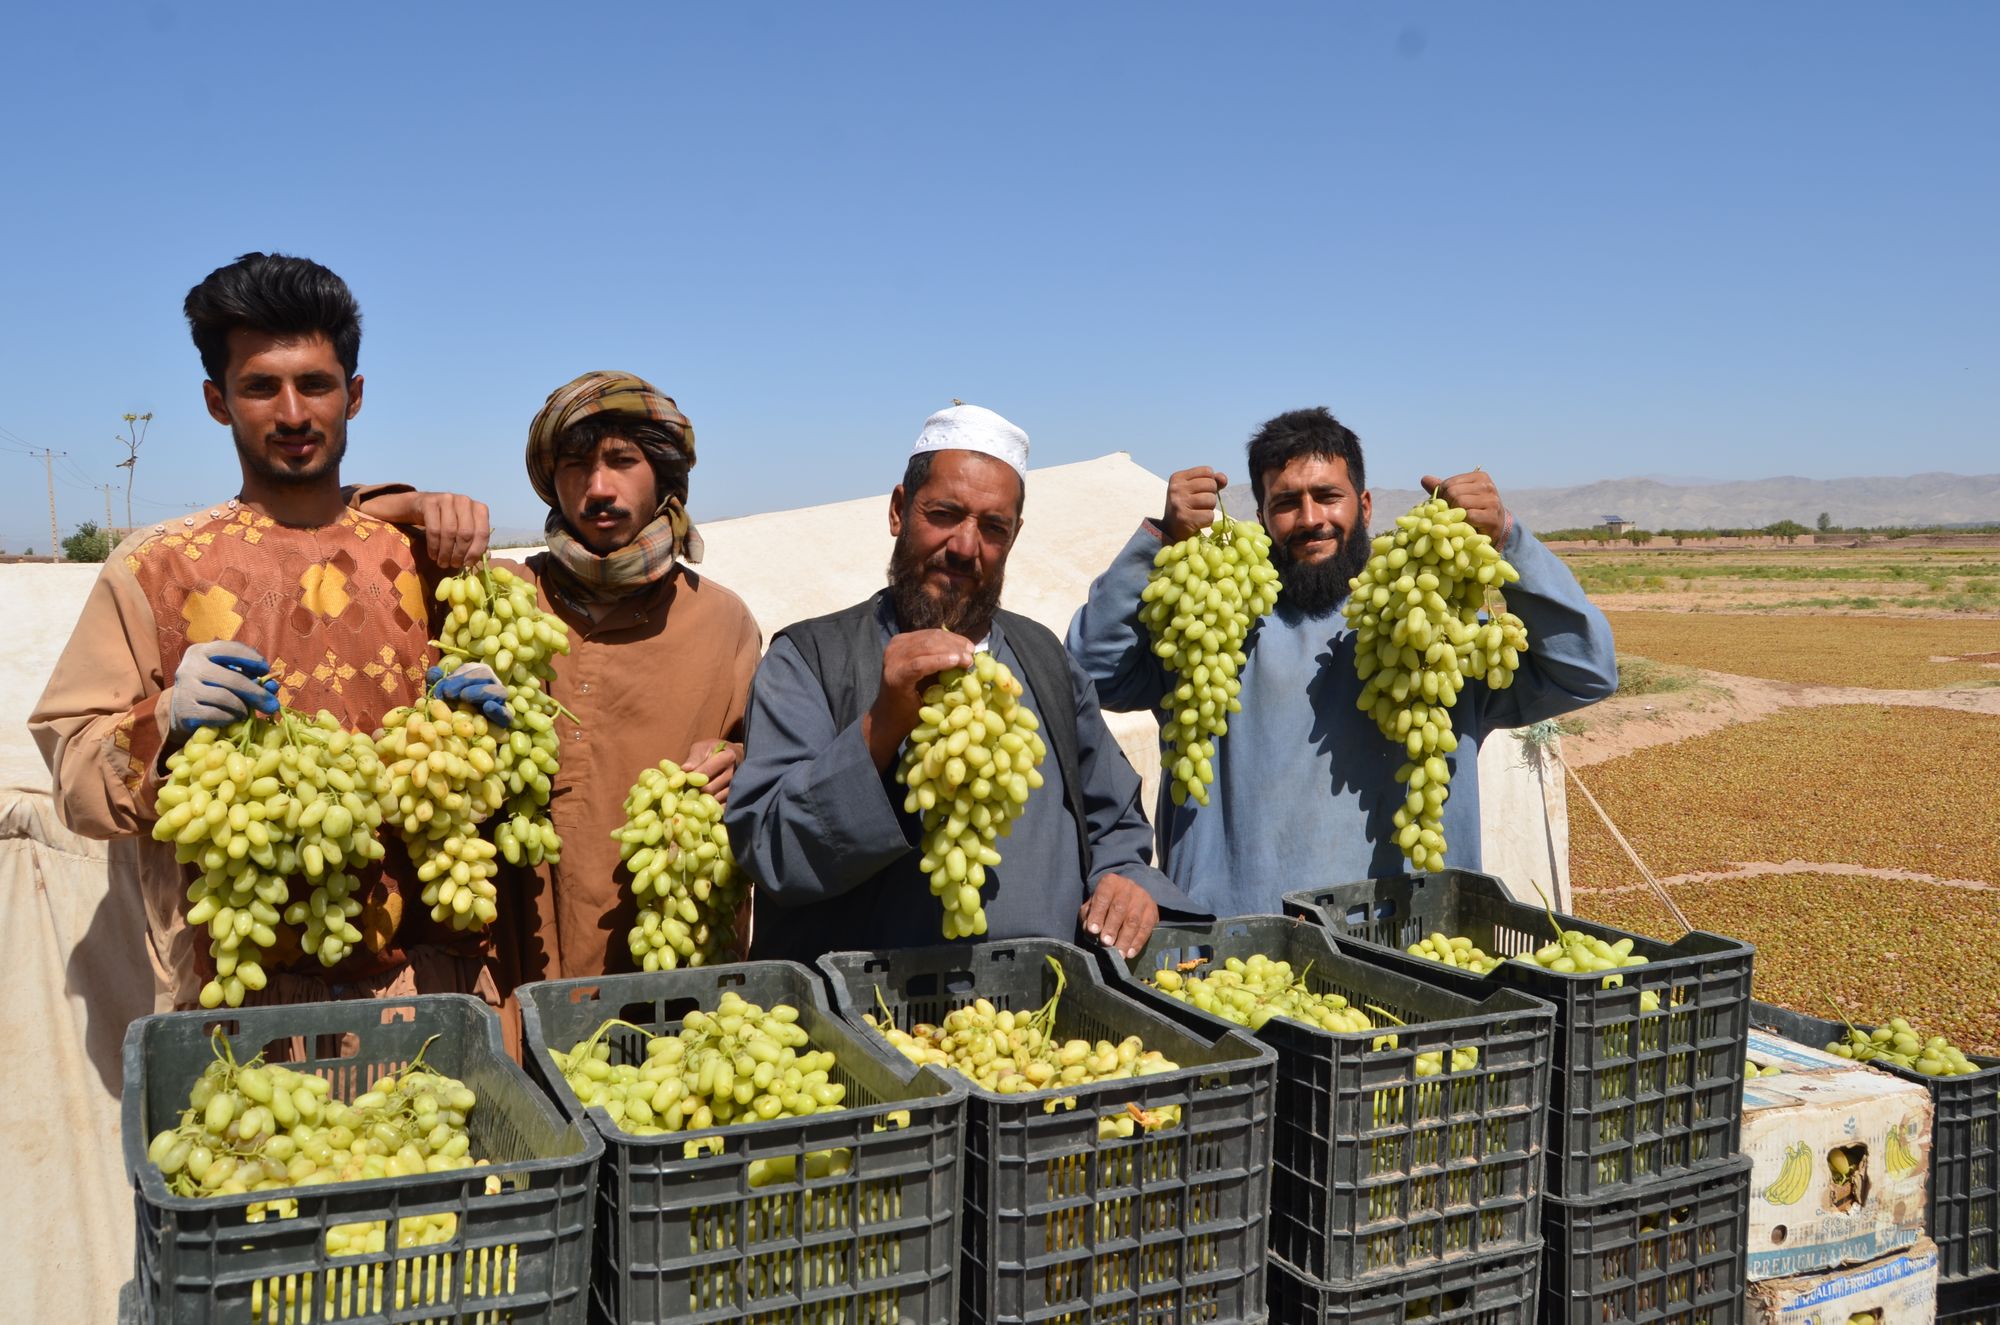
498, 554, 760, 984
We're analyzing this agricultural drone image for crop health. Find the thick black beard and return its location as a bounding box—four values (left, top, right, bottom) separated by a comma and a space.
233, 423, 348, 488
886, 524, 1006, 640
1273, 524, 1373, 618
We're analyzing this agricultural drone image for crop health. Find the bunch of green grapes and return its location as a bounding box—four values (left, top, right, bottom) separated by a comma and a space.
1139, 516, 1281, 806
434, 562, 571, 866
616, 758, 742, 969
864, 959, 1179, 1139
148, 1034, 500, 1320
1149, 955, 1373, 1034
1744, 1059, 1782, 1081
896, 654, 1047, 939
550, 994, 845, 1140
153, 712, 390, 1007
1825, 1015, 1986, 1077
1345, 493, 1528, 871
376, 698, 506, 930
148, 1037, 486, 1198
1406, 932, 1504, 974
1517, 923, 1663, 1012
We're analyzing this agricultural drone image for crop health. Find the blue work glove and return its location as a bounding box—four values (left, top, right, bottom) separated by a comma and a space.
169, 642, 280, 735
428, 664, 512, 728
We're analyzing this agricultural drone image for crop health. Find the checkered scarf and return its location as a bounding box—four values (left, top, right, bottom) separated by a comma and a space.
527, 371, 705, 603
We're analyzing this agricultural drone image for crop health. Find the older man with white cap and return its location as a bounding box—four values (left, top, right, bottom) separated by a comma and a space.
727, 404, 1198, 963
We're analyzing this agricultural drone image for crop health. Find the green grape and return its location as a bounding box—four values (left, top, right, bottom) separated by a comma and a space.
150, 1031, 487, 1205
550, 993, 845, 1139
1824, 1014, 1985, 1077
866, 958, 1182, 1138
1139, 516, 1280, 807
896, 654, 1047, 939
1406, 931, 1504, 974
153, 711, 390, 1006
158, 1032, 503, 1322
1345, 494, 1527, 871
1149, 955, 1373, 1034
375, 697, 506, 930
616, 758, 742, 968
434, 562, 571, 866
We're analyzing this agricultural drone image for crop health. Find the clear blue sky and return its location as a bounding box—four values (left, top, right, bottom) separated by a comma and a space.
2, 3, 1994, 550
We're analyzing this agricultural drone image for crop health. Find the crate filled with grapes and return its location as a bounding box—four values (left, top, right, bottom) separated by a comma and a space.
818, 938, 1279, 1325
1541, 1156, 1752, 1325
517, 963, 968, 1325
1266, 1241, 1542, 1325
124, 993, 599, 1325
1285, 869, 1756, 1200
1751, 999, 2000, 1284
1105, 913, 1554, 1282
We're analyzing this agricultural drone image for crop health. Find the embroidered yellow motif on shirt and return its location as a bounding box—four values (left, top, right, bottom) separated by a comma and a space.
394, 570, 426, 623
310, 649, 359, 695
181, 586, 244, 644
299, 563, 352, 619
362, 644, 405, 694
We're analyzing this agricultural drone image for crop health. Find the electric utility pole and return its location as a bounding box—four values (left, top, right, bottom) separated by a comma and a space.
42, 449, 64, 561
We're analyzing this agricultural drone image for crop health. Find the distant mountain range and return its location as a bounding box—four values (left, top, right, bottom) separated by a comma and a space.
1221, 472, 2000, 532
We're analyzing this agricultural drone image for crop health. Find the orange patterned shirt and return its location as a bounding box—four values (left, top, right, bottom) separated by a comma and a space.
30, 498, 465, 1008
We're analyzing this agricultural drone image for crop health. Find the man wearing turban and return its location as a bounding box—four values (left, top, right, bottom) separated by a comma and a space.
369, 372, 760, 982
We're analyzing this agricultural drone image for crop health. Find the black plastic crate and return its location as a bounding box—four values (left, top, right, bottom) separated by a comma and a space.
125, 994, 600, 1325
1103, 914, 1554, 1282
1541, 1155, 1751, 1325
1265, 1244, 1540, 1325
1284, 870, 1754, 1200
518, 962, 968, 1325
1750, 999, 2000, 1284
1939, 1270, 2000, 1324
819, 938, 1278, 1324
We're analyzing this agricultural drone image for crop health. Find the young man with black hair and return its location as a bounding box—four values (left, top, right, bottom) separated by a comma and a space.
30, 251, 502, 1011
727, 404, 1196, 964
1067, 406, 1618, 916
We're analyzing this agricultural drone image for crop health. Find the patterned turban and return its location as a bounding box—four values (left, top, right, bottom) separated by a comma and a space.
525, 371, 696, 508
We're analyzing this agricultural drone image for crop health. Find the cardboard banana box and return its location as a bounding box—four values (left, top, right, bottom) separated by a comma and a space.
1746, 1047, 1934, 1280
1748, 1237, 1938, 1325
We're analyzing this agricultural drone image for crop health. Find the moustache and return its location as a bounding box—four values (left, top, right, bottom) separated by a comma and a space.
925, 549, 979, 578
581, 500, 633, 522
264, 430, 326, 447
1286, 526, 1340, 551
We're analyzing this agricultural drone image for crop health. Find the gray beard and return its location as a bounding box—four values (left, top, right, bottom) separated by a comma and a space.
886, 530, 1006, 640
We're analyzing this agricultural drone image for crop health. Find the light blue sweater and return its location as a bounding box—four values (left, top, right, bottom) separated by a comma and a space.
1066, 519, 1618, 916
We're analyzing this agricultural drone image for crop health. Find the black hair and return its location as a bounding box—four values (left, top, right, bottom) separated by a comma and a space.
183, 252, 362, 385
898, 450, 1026, 518
1247, 406, 1367, 510
555, 416, 690, 507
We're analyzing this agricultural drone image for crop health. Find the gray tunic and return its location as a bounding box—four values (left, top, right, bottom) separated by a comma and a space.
1067, 519, 1619, 917
728, 593, 1198, 962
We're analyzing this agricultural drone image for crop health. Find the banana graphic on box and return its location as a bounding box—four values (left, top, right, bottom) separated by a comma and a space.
1884, 1121, 1924, 1178
1763, 1140, 1813, 1206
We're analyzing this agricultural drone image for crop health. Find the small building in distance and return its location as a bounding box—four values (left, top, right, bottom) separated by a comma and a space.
1601, 514, 1636, 536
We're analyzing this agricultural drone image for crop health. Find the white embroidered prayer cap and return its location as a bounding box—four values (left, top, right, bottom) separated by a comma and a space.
909, 403, 1029, 480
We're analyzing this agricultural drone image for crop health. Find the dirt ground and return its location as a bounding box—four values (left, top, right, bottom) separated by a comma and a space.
1551, 566, 2000, 1052
1564, 667, 2000, 767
